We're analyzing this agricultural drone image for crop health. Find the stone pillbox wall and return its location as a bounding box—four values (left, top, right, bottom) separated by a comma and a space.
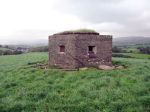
48, 30, 112, 69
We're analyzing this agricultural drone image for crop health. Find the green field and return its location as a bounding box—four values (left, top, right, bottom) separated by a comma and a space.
0, 53, 150, 112
122, 48, 140, 53
0, 47, 12, 51
113, 53, 150, 59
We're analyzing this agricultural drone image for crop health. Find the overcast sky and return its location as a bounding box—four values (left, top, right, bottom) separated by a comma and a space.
0, 0, 150, 44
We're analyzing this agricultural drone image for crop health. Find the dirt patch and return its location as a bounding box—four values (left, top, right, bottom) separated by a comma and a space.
28, 61, 48, 69
98, 65, 127, 70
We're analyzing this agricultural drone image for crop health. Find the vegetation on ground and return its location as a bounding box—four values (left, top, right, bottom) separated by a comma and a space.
56, 29, 99, 35
113, 53, 150, 59
0, 52, 150, 112
0, 46, 23, 55
29, 46, 48, 52
0, 47, 12, 51
113, 45, 150, 54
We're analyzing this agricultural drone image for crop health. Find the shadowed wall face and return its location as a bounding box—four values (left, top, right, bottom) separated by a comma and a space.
75, 34, 112, 68
49, 33, 112, 69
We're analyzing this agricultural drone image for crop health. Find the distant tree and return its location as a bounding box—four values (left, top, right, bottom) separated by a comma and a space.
0, 50, 3, 55
29, 46, 48, 52
138, 47, 150, 54
112, 46, 123, 53
3, 50, 13, 55
13, 50, 23, 55
4, 45, 9, 48
129, 50, 133, 53
0, 45, 2, 47
122, 49, 127, 53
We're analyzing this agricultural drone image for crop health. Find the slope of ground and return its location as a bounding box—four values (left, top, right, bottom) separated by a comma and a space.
0, 52, 150, 112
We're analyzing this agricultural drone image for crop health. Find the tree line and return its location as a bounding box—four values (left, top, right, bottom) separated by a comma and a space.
0, 45, 48, 56
113, 46, 150, 54
137, 47, 150, 54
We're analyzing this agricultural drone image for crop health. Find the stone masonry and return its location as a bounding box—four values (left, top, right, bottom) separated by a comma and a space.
49, 31, 112, 69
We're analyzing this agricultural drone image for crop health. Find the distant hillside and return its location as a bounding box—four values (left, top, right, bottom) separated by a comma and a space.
0, 39, 48, 46
1, 36, 150, 47
113, 36, 150, 46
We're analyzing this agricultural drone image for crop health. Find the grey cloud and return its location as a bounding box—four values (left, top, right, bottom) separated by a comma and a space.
55, 0, 142, 23
54, 0, 150, 36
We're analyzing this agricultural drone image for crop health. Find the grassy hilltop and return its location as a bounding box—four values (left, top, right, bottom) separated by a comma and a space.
0, 52, 150, 112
